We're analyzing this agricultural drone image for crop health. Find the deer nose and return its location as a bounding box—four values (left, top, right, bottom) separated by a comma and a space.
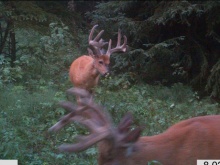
100, 66, 109, 76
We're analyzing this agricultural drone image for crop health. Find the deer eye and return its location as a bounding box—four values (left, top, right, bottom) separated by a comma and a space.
99, 61, 104, 65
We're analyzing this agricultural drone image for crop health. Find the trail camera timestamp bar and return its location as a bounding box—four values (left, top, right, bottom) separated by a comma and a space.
0, 160, 18, 165
197, 160, 220, 165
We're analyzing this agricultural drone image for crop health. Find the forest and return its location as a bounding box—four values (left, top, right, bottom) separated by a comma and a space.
0, 1, 220, 164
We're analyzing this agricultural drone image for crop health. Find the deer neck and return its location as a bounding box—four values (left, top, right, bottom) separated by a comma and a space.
97, 139, 117, 165
96, 136, 173, 165
131, 135, 180, 164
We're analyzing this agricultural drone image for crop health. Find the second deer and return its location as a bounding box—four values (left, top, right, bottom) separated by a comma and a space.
69, 25, 127, 103
49, 88, 220, 165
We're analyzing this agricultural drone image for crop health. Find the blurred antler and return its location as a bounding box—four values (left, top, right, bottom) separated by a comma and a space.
49, 87, 142, 153
106, 29, 127, 56
88, 25, 108, 56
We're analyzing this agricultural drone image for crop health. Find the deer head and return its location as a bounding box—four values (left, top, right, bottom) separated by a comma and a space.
87, 24, 127, 76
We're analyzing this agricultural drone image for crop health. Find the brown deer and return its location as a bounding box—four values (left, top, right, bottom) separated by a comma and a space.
49, 88, 220, 165
69, 25, 127, 103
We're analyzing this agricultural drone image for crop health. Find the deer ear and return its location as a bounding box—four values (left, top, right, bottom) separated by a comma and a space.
120, 127, 143, 157
118, 112, 133, 133
87, 48, 95, 57
121, 127, 143, 144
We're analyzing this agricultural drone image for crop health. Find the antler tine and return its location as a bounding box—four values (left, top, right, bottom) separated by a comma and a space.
49, 87, 143, 155
106, 29, 127, 56
117, 29, 122, 47
93, 30, 104, 42
67, 87, 110, 124
48, 88, 92, 132
48, 101, 88, 132
67, 87, 91, 98
88, 24, 99, 42
117, 112, 133, 133
66, 87, 110, 126
49, 87, 115, 153
120, 126, 143, 146
79, 98, 112, 127
88, 24, 108, 56
50, 107, 111, 153
59, 130, 110, 152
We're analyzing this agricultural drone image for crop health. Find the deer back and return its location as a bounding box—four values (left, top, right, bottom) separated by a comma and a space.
69, 55, 110, 90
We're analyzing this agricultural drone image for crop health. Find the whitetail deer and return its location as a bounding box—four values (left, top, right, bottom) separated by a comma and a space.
49, 88, 220, 165
69, 25, 127, 103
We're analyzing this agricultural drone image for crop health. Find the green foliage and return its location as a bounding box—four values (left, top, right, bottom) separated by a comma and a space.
100, 73, 135, 91
148, 160, 163, 165
41, 22, 71, 52
0, 1, 87, 91
0, 1, 58, 32
0, 55, 23, 85
148, 1, 205, 25
0, 21, 78, 90
206, 59, 220, 98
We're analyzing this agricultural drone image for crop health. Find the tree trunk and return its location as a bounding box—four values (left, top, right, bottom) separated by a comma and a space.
0, 20, 11, 55
9, 31, 16, 67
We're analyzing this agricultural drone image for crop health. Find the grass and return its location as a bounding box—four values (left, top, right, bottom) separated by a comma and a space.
0, 83, 219, 164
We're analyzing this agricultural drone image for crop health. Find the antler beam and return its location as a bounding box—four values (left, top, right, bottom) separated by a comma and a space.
49, 87, 141, 154
88, 25, 108, 56
106, 29, 127, 56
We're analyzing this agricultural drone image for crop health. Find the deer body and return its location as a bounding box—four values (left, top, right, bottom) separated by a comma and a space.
49, 88, 220, 165
69, 55, 110, 91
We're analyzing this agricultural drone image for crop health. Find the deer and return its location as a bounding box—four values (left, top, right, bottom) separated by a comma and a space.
49, 87, 220, 165
69, 25, 127, 103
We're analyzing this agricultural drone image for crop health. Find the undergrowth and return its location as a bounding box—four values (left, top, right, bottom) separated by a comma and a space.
0, 83, 219, 164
